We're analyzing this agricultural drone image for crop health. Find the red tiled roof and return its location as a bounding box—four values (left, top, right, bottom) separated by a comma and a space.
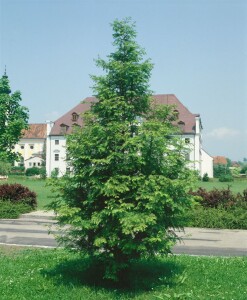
49, 95, 199, 136
213, 156, 227, 165
153, 94, 199, 133
22, 124, 47, 139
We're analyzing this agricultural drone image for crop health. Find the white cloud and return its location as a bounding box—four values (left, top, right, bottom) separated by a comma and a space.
206, 127, 241, 139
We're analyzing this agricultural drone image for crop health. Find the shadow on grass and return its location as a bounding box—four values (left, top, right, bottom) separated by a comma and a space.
42, 255, 184, 294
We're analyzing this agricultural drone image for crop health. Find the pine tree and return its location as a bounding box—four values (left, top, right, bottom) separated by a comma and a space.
0, 72, 29, 162
51, 18, 195, 281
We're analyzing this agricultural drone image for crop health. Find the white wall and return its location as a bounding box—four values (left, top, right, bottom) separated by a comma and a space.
46, 135, 68, 177
201, 149, 213, 178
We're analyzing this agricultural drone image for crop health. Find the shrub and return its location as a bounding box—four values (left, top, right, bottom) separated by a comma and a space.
0, 161, 11, 175
0, 200, 32, 219
188, 187, 247, 229
39, 167, 47, 179
10, 166, 25, 175
219, 174, 234, 182
191, 186, 236, 208
0, 183, 37, 209
202, 173, 209, 182
25, 167, 40, 176
187, 206, 247, 229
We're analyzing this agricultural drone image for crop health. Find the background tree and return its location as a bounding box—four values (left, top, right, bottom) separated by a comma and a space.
51, 18, 195, 281
0, 72, 29, 163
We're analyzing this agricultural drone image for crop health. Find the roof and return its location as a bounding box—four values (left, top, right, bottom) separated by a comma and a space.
50, 97, 96, 136
22, 124, 47, 139
49, 94, 199, 136
153, 94, 200, 133
213, 156, 228, 165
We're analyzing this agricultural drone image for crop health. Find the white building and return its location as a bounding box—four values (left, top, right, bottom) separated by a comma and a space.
14, 124, 46, 169
46, 94, 213, 178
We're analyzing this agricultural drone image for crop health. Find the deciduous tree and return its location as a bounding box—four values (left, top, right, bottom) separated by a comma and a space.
0, 72, 29, 162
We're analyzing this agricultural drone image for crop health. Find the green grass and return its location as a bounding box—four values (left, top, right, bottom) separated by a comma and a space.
0, 246, 246, 299
2, 176, 53, 209
197, 178, 247, 194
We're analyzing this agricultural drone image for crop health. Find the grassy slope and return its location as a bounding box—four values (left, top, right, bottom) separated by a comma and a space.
0, 246, 246, 300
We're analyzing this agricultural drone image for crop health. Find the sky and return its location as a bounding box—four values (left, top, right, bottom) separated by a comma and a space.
0, 0, 246, 161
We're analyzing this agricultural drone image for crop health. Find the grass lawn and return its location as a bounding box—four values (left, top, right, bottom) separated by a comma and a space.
196, 178, 247, 194
1, 176, 247, 212
2, 176, 53, 209
0, 246, 246, 299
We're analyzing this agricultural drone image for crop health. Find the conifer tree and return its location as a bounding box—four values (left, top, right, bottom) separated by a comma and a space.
0, 72, 29, 162
51, 18, 195, 281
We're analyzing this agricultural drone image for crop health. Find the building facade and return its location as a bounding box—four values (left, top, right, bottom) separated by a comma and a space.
46, 94, 213, 177
14, 124, 46, 169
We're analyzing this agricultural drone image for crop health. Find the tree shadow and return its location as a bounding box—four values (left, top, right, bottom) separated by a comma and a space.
41, 254, 184, 295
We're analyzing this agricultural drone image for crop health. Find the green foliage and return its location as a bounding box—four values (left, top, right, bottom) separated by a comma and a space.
240, 164, 247, 174
188, 187, 247, 229
187, 206, 247, 229
202, 173, 209, 182
0, 200, 32, 218
49, 18, 195, 281
0, 72, 29, 163
0, 160, 11, 175
213, 164, 231, 178
25, 167, 40, 176
219, 174, 233, 182
10, 166, 25, 175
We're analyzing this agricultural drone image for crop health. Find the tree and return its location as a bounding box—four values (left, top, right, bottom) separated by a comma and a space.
0, 71, 29, 163
50, 18, 195, 281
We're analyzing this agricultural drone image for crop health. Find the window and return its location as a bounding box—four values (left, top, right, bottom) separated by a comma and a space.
55, 140, 59, 145
30, 145, 34, 149
33, 163, 36, 166
29, 162, 32, 167
185, 138, 190, 144
20, 145, 24, 149
38, 162, 40, 166
60, 124, 69, 134
178, 121, 185, 132
66, 167, 70, 174
72, 113, 78, 122
55, 154, 59, 161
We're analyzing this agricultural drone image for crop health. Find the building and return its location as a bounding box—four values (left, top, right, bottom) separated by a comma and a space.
14, 124, 46, 169
46, 94, 213, 177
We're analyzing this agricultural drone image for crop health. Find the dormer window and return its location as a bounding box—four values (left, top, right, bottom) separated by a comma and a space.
72, 113, 79, 122
178, 121, 185, 131
60, 124, 69, 134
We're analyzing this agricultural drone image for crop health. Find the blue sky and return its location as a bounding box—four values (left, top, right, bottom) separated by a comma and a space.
0, 0, 246, 161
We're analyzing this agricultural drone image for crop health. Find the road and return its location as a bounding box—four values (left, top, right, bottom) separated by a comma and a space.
0, 211, 246, 256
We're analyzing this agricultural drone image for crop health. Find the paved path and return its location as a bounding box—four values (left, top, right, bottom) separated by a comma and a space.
0, 211, 246, 256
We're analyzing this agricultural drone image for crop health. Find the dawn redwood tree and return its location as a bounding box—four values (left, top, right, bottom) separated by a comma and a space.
51, 18, 195, 280
0, 72, 29, 163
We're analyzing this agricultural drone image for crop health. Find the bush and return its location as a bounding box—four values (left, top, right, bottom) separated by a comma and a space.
187, 187, 247, 229
202, 173, 209, 182
0, 161, 11, 175
0, 200, 32, 219
187, 206, 247, 229
190, 186, 236, 208
10, 166, 25, 175
219, 174, 234, 182
0, 183, 37, 209
25, 167, 40, 177
39, 167, 46, 179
